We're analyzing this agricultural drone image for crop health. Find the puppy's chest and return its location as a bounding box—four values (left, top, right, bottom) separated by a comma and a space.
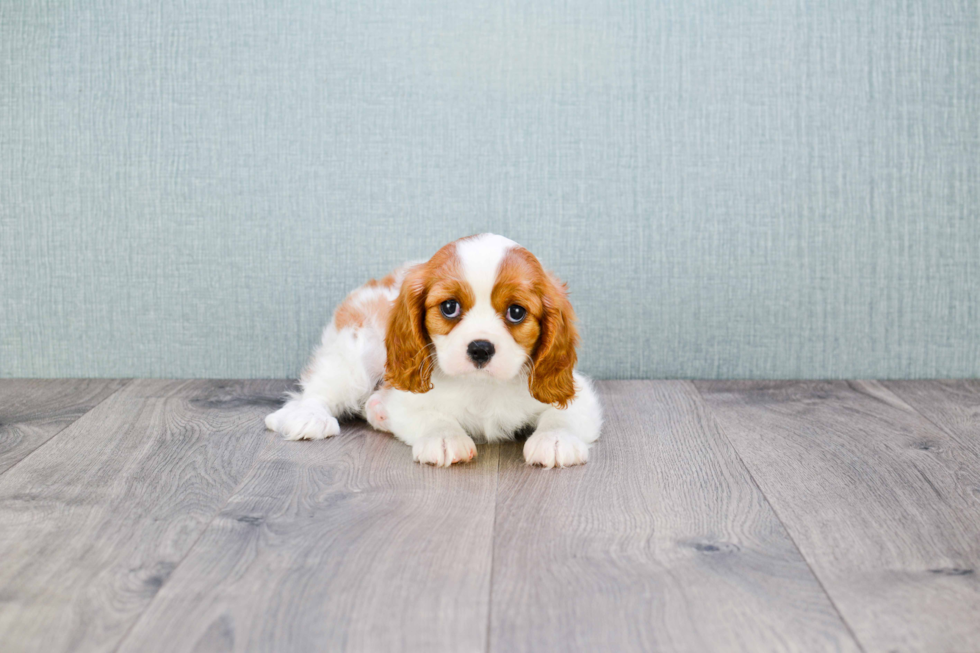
439, 382, 542, 442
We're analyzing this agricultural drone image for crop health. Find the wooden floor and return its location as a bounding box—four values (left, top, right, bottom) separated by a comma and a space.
0, 380, 978, 653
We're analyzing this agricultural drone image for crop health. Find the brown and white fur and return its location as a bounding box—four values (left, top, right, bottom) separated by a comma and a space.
265, 234, 602, 467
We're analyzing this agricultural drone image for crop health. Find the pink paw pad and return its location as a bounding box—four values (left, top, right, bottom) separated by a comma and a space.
366, 393, 390, 431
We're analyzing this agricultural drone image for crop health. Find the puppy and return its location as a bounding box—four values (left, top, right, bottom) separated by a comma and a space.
265, 233, 602, 467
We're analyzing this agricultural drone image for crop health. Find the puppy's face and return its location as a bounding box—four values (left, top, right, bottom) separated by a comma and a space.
385, 234, 578, 407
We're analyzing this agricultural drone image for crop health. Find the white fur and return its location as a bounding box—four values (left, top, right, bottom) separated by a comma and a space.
265, 234, 603, 468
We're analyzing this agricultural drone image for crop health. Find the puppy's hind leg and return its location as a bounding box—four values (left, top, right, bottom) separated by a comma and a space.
365, 386, 392, 433
266, 324, 385, 440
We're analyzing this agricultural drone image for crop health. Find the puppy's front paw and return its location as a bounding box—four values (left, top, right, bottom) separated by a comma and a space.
412, 434, 477, 467
523, 431, 589, 468
265, 400, 340, 441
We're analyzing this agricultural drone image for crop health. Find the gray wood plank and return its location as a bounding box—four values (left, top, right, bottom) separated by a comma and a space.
489, 381, 860, 653
696, 380, 980, 653
0, 379, 289, 653
116, 422, 500, 653
883, 380, 980, 457
0, 379, 129, 474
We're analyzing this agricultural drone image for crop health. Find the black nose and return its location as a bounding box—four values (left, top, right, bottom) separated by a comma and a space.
467, 340, 495, 367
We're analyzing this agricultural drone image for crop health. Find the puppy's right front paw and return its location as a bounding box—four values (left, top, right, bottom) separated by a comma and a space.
412, 434, 477, 467
265, 400, 340, 441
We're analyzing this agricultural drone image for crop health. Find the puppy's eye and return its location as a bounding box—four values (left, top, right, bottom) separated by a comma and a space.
440, 299, 461, 319
506, 304, 527, 324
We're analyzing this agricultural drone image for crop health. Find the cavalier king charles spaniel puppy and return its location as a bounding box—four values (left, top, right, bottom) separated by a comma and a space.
265, 233, 602, 467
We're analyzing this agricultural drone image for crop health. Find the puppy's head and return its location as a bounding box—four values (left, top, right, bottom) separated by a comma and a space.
384, 234, 578, 407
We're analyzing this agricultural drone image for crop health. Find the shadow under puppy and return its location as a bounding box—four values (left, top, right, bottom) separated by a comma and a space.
266, 233, 602, 468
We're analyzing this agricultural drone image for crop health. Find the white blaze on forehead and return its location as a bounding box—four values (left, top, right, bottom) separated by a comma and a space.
456, 234, 518, 301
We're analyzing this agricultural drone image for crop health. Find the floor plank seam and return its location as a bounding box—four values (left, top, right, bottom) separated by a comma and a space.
0, 379, 132, 479
883, 382, 976, 453
688, 381, 870, 653
110, 424, 278, 653
484, 444, 502, 653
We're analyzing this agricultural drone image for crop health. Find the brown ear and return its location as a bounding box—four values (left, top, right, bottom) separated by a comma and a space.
384, 268, 434, 393
529, 276, 578, 408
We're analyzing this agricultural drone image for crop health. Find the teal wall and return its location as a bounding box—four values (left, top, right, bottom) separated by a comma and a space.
2, 1, 978, 379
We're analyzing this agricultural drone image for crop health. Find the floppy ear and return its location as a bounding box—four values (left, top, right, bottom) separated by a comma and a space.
384, 268, 434, 393
529, 275, 578, 408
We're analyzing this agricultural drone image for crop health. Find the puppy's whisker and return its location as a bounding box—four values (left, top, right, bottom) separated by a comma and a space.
522, 352, 536, 388
418, 346, 438, 378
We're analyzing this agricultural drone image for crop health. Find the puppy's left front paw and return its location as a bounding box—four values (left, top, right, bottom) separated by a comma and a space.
523, 431, 589, 469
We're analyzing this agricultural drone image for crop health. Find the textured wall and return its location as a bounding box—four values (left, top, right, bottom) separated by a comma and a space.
2, 0, 978, 379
